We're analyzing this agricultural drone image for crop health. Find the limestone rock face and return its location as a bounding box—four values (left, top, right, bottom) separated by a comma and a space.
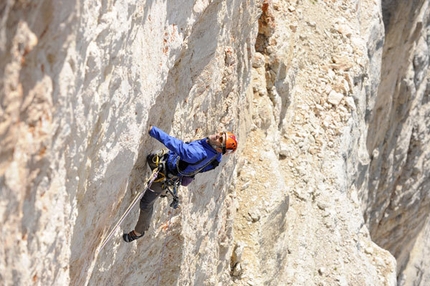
365, 1, 430, 284
0, 0, 428, 286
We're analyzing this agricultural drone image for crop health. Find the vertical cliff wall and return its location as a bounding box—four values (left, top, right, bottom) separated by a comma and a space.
365, 0, 430, 284
1, 0, 257, 285
0, 0, 429, 285
232, 0, 397, 285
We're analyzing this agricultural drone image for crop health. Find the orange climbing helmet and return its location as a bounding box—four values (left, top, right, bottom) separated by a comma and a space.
223, 131, 238, 154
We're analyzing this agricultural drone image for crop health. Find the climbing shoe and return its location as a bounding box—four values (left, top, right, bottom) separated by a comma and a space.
123, 230, 144, 243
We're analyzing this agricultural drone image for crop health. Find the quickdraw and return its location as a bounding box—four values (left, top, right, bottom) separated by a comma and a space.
163, 179, 180, 209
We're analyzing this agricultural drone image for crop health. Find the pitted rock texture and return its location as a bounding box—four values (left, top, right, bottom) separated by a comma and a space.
1, 0, 429, 285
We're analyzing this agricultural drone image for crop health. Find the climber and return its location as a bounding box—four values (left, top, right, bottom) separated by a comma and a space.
123, 126, 238, 242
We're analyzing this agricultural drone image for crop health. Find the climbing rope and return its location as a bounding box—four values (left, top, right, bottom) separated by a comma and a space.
99, 166, 160, 251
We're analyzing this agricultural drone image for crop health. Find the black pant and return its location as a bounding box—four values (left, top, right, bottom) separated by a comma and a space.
134, 180, 165, 234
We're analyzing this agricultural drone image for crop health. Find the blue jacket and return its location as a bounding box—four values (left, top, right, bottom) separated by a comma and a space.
149, 126, 222, 176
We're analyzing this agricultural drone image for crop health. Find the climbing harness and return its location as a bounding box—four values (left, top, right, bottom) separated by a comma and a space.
148, 149, 181, 209
99, 167, 160, 251
149, 149, 168, 183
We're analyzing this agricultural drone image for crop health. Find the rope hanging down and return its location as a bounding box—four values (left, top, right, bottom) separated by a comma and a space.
99, 167, 160, 251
